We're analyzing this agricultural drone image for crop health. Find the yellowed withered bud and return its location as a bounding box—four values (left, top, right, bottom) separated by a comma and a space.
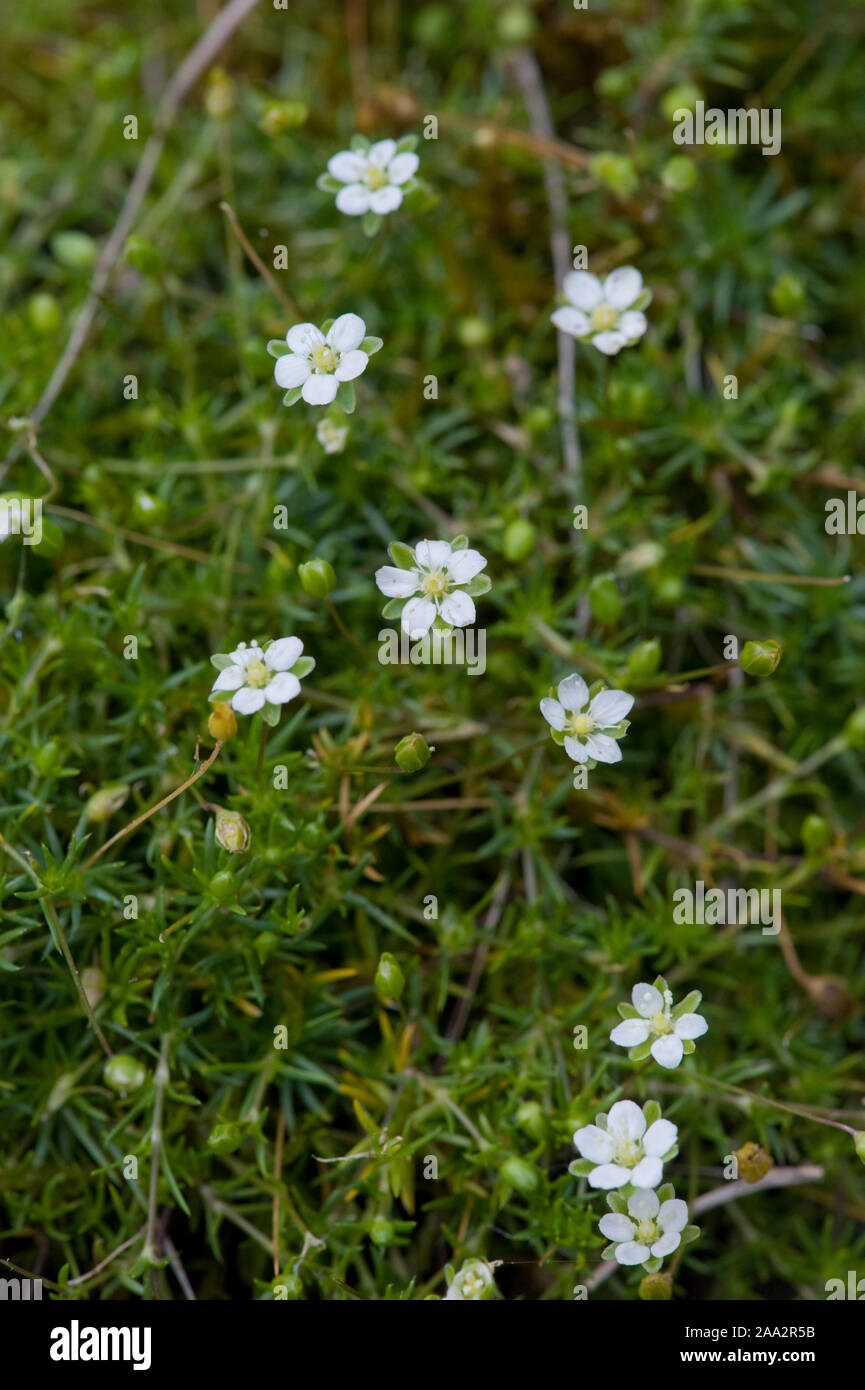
85, 784, 129, 823
81, 967, 106, 1010
214, 809, 250, 854
734, 1141, 773, 1184
208, 702, 237, 741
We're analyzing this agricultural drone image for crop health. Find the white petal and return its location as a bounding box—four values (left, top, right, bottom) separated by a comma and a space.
619, 310, 647, 341
650, 1232, 681, 1259
556, 673, 589, 711
651, 1035, 684, 1070
265, 637, 303, 671
592, 331, 627, 356
603, 266, 643, 310
609, 1019, 651, 1048
445, 548, 487, 584
232, 686, 266, 715
562, 270, 602, 310
584, 733, 622, 764
369, 185, 402, 214
335, 183, 371, 216
539, 698, 566, 731
632, 983, 663, 1018
551, 306, 590, 338
598, 1214, 636, 1242
264, 671, 301, 704
327, 150, 368, 183
674, 1012, 708, 1040
375, 565, 419, 598
564, 736, 588, 763
302, 374, 338, 405
367, 138, 397, 167
334, 349, 368, 382
440, 590, 475, 628
572, 1124, 614, 1164
587, 1163, 631, 1190
630, 1156, 663, 1189
659, 1199, 689, 1234
614, 1241, 651, 1266
626, 1188, 659, 1221
286, 323, 325, 355
608, 1099, 646, 1142
589, 689, 634, 726
327, 313, 366, 353
643, 1118, 677, 1157
274, 354, 311, 389
388, 152, 419, 184
212, 665, 245, 692
415, 540, 452, 571
400, 596, 436, 637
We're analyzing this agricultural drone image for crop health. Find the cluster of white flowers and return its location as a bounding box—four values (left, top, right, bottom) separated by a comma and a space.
209, 637, 314, 725
610, 979, 708, 1070
540, 674, 634, 766
375, 537, 490, 637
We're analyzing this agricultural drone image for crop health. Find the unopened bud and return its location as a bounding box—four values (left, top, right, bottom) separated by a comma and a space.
298, 558, 336, 598
734, 1141, 773, 1184
501, 1156, 539, 1193
85, 784, 129, 823
104, 1055, 147, 1095
740, 639, 782, 677
214, 809, 250, 853
208, 702, 238, 741
639, 1272, 673, 1300
375, 952, 405, 1000
394, 732, 430, 773
81, 967, 106, 1009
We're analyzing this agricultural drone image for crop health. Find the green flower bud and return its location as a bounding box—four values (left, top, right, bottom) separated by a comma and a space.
34, 739, 61, 776
375, 952, 405, 1000
369, 1218, 394, 1246
104, 1054, 147, 1095
214, 809, 250, 853
654, 574, 684, 607
501, 1156, 539, 1193
740, 639, 782, 677
502, 518, 536, 562
394, 732, 431, 773
27, 292, 61, 334
132, 490, 166, 524
854, 1132, 865, 1165
209, 870, 236, 904
589, 152, 638, 199
85, 784, 129, 823
660, 82, 701, 122
845, 707, 865, 748
271, 1272, 304, 1299
51, 230, 97, 270
801, 814, 831, 855
81, 967, 106, 1010
515, 1100, 546, 1141
259, 101, 308, 136
625, 638, 662, 679
298, 558, 336, 598
770, 272, 806, 318
456, 316, 491, 348
588, 573, 623, 627
207, 1121, 243, 1155
661, 155, 697, 193
639, 1272, 673, 1300
125, 235, 162, 274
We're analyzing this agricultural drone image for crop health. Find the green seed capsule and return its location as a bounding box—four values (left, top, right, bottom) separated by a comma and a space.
28, 292, 61, 333
501, 1156, 539, 1193
375, 952, 405, 1000
588, 573, 622, 627
801, 814, 830, 855
207, 1122, 243, 1155
51, 230, 97, 270
298, 558, 336, 598
394, 732, 430, 773
639, 1272, 673, 1300
740, 639, 782, 677
502, 519, 536, 563
104, 1055, 147, 1095
209, 870, 236, 903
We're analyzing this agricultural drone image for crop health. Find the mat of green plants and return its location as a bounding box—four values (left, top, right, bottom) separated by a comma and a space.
1, 0, 864, 1303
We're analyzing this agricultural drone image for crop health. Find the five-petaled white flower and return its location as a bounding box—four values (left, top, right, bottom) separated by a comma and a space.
444, 1258, 496, 1301
375, 538, 490, 638
610, 981, 708, 1070
325, 138, 419, 217
540, 674, 634, 764
551, 266, 649, 356
600, 1189, 689, 1267
316, 417, 349, 454
209, 637, 313, 716
270, 314, 381, 407
573, 1100, 677, 1189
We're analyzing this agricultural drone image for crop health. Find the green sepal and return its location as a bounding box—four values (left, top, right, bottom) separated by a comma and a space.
210, 653, 233, 671
642, 1255, 663, 1274
382, 598, 406, 619
632, 288, 652, 311
361, 336, 383, 355
618, 1002, 639, 1019
672, 990, 702, 1018
292, 656, 315, 679
267, 339, 286, 358
336, 380, 356, 414
450, 534, 469, 550
643, 1100, 661, 1125
594, 1114, 608, 1130
657, 1182, 675, 1204
350, 134, 370, 152
550, 728, 566, 746
652, 975, 668, 994
283, 387, 302, 407
388, 541, 416, 569
464, 573, 491, 597
321, 318, 335, 334
601, 1245, 619, 1262
568, 1158, 594, 1177
262, 703, 281, 727
681, 1225, 701, 1246
317, 173, 342, 192
395, 134, 418, 153
607, 1191, 628, 1214
362, 211, 382, 238
628, 1040, 653, 1061
681, 1038, 696, 1054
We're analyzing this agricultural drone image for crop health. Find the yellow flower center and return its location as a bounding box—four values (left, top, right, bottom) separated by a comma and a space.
570, 712, 594, 737
246, 658, 270, 688
364, 165, 389, 190
422, 571, 447, 597
636, 1220, 656, 1243
591, 304, 618, 332
651, 1012, 672, 1034
311, 345, 337, 373
615, 1139, 641, 1167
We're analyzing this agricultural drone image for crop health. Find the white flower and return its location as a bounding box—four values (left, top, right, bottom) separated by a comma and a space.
209, 637, 312, 716
551, 266, 649, 356
573, 1099, 677, 1189
270, 314, 380, 407
610, 981, 708, 1070
599, 1189, 689, 1267
540, 674, 633, 764
375, 538, 489, 638
316, 417, 349, 454
444, 1258, 495, 1301
325, 138, 419, 217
